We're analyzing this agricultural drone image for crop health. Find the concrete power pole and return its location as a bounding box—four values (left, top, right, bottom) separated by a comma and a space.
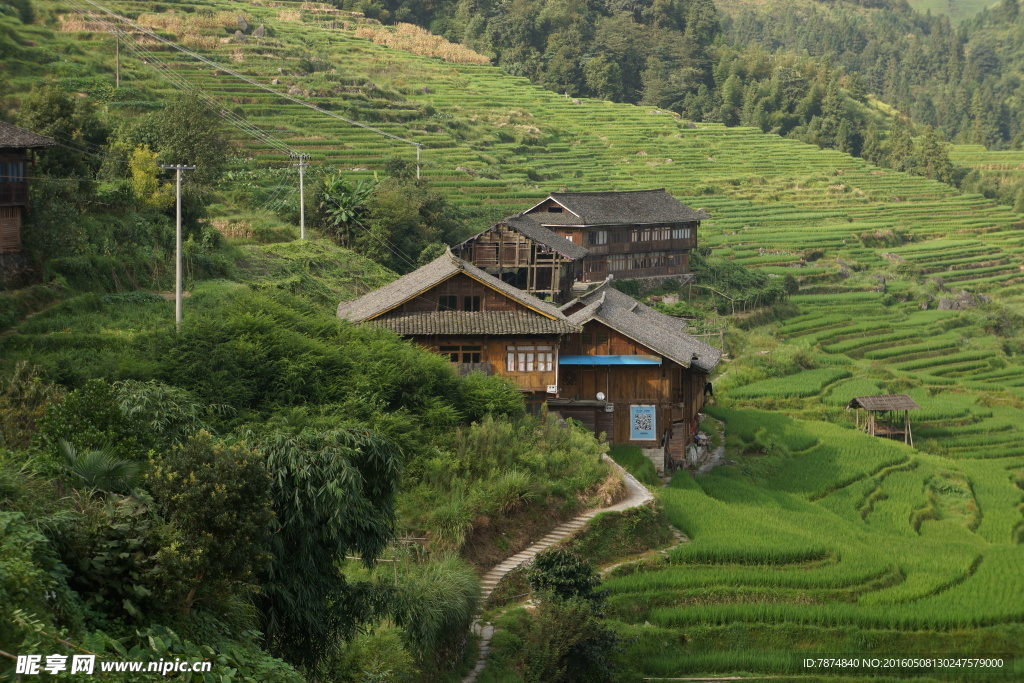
161, 164, 196, 328
291, 153, 311, 240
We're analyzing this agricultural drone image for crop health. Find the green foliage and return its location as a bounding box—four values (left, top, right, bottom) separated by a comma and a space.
608, 444, 659, 486
325, 625, 419, 682
458, 371, 525, 421
61, 489, 176, 624
112, 379, 225, 450
37, 379, 151, 464
527, 547, 602, 604
505, 597, 618, 683
146, 434, 275, 615
255, 427, 402, 670
0, 512, 62, 657
393, 554, 479, 665
0, 361, 64, 449
312, 172, 376, 248
60, 440, 142, 494
17, 84, 107, 181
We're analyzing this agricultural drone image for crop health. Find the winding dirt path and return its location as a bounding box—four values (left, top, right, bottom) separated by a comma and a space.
462, 454, 654, 683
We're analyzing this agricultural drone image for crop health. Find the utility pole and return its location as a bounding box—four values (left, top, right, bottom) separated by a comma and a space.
290, 153, 310, 240
161, 164, 196, 329
113, 30, 125, 88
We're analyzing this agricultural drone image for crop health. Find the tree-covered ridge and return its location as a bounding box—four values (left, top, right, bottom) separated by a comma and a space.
722, 0, 1024, 149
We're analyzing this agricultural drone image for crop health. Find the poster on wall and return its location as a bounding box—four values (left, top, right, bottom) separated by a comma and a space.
630, 405, 656, 441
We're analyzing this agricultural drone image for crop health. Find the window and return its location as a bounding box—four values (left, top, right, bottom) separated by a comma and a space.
463, 295, 481, 312
596, 333, 608, 346
440, 345, 482, 363
547, 206, 563, 213
506, 345, 554, 372
439, 295, 458, 311
588, 230, 608, 246
672, 227, 692, 240
0, 162, 22, 183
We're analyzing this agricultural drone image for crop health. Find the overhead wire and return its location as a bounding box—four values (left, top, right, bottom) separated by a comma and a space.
64, 0, 424, 271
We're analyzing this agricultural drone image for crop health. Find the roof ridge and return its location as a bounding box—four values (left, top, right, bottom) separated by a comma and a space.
549, 188, 666, 196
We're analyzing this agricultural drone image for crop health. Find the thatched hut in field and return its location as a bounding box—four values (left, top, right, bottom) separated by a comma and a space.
846, 394, 920, 446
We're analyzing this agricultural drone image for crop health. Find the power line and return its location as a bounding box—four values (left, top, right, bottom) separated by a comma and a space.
67, 2, 299, 157
78, 0, 424, 160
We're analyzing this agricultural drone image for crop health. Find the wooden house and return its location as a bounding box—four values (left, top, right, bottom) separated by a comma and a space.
452, 214, 586, 304
548, 278, 721, 471
520, 189, 709, 285
0, 121, 55, 254
336, 249, 582, 410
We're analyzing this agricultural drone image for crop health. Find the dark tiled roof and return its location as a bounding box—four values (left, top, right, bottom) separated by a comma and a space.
502, 215, 588, 259
337, 249, 569, 323
847, 395, 920, 411
0, 121, 55, 149
528, 189, 709, 226
455, 215, 587, 261
561, 279, 722, 372
371, 310, 580, 335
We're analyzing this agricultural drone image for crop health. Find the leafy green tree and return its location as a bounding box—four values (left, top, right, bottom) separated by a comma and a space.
527, 547, 603, 604
0, 362, 64, 450
314, 173, 377, 248
128, 146, 174, 210
514, 596, 618, 683
16, 85, 107, 182
862, 125, 886, 167
146, 434, 275, 615
150, 94, 229, 186
887, 117, 917, 173
37, 379, 151, 465
256, 427, 402, 670
916, 125, 955, 184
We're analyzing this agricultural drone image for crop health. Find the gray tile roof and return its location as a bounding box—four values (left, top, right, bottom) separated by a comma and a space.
0, 121, 55, 149
502, 215, 588, 259
561, 279, 721, 372
337, 248, 570, 323
454, 215, 587, 260
370, 310, 580, 335
528, 189, 709, 226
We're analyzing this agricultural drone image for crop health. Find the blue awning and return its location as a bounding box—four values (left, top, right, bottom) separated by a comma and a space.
559, 355, 661, 366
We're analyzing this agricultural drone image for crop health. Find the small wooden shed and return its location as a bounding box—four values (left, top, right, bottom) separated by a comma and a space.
846, 394, 920, 445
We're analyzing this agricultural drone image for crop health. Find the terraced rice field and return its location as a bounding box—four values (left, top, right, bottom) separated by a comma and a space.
24, 3, 1024, 678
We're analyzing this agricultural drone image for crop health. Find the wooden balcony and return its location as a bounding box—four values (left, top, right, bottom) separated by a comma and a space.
0, 183, 28, 206
586, 237, 695, 256
582, 265, 692, 282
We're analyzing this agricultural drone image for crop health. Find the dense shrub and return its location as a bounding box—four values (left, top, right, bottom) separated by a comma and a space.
36, 379, 151, 464
146, 434, 276, 616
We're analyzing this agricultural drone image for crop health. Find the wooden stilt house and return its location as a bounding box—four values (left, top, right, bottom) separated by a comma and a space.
519, 189, 708, 285
0, 121, 55, 254
549, 278, 721, 471
846, 394, 920, 445
337, 249, 582, 411
452, 215, 586, 304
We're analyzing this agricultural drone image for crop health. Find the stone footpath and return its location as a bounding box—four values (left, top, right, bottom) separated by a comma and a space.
462, 455, 654, 683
